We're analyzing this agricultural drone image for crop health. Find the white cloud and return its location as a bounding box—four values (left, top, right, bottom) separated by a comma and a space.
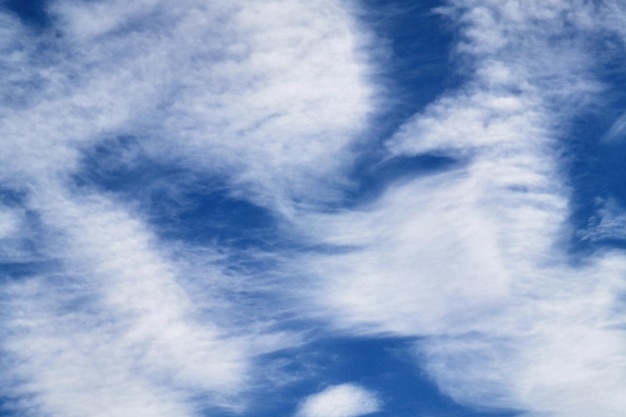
2, 0, 626, 416
150, 0, 377, 204
0, 0, 376, 416
417, 252, 626, 416
286, 1, 626, 416
0, 0, 377, 204
1, 186, 250, 416
296, 384, 381, 417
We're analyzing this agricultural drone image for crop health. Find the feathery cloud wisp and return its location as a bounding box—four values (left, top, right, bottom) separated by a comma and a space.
286, 1, 626, 416
2, 1, 626, 417
0, 0, 375, 415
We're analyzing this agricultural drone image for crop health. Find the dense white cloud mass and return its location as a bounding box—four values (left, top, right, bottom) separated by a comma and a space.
2, 0, 626, 417
296, 384, 381, 417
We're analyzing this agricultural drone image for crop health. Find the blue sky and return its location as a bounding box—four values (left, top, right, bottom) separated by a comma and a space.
1, 1, 626, 417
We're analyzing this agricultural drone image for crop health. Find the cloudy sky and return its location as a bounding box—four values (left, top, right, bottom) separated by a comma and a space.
1, 1, 626, 416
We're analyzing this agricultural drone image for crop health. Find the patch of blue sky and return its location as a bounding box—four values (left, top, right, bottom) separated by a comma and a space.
563, 32, 626, 254
236, 337, 520, 417
0, 189, 53, 281
72, 135, 276, 241
2, 0, 50, 29
340, 0, 463, 209
0, 395, 23, 417
0, 260, 60, 282
568, 130, 626, 252
356, 0, 459, 138
342, 153, 462, 208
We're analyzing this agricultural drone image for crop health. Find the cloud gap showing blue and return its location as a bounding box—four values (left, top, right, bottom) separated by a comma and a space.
244, 337, 519, 417
343, 153, 462, 208
355, 0, 457, 138
563, 39, 626, 254
74, 136, 282, 251
2, 0, 50, 29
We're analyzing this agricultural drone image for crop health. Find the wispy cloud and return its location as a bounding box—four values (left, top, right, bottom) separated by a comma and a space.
287, 1, 626, 416
0, 0, 376, 416
604, 111, 626, 142
578, 198, 626, 242
2, 0, 626, 417
2, 186, 250, 415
